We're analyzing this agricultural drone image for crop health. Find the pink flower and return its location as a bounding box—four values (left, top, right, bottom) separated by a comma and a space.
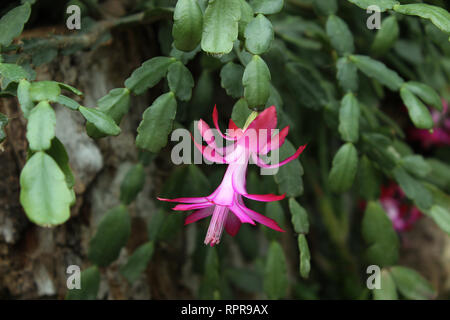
408, 99, 450, 148
158, 106, 306, 246
380, 182, 422, 232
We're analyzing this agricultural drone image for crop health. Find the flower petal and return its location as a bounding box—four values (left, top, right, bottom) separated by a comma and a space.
246, 105, 277, 131
173, 202, 212, 211
242, 193, 286, 202
225, 212, 242, 236
191, 133, 227, 163
259, 126, 289, 155
157, 196, 208, 204
198, 119, 219, 150
213, 105, 235, 141
185, 206, 214, 225
236, 201, 285, 232
231, 163, 248, 195
253, 144, 307, 169
229, 203, 255, 225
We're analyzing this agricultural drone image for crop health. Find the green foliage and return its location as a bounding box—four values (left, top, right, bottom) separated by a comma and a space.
244, 14, 274, 55
336, 57, 358, 92
0, 112, 8, 143
297, 234, 311, 279
399, 87, 433, 129
264, 241, 288, 299
17, 79, 33, 117
66, 266, 100, 300
350, 55, 404, 91
47, 137, 75, 189
172, 0, 203, 52
136, 92, 177, 152
401, 155, 431, 178
55, 95, 80, 110
29, 81, 61, 101
4, 0, 450, 301
201, 0, 241, 55
358, 156, 381, 200
20, 151, 72, 226
373, 269, 398, 300
371, 16, 399, 56
125, 57, 176, 95
403, 81, 442, 111
199, 248, 220, 299
86, 88, 130, 138
422, 184, 450, 235
390, 266, 436, 300
120, 241, 154, 283
285, 63, 327, 110
328, 143, 358, 193
393, 3, 450, 34
80, 106, 121, 137
274, 140, 304, 197
0, 63, 29, 88
242, 55, 271, 109
347, 0, 399, 12
26, 101, 56, 151
120, 163, 146, 205
220, 62, 244, 98
338, 93, 359, 143
326, 15, 354, 56
88, 205, 131, 267
362, 201, 399, 266
393, 167, 432, 211
264, 202, 285, 240
250, 0, 284, 15
313, 0, 337, 16
238, 0, 254, 39
0, 3, 31, 47
289, 198, 309, 234
167, 61, 194, 101
231, 98, 251, 127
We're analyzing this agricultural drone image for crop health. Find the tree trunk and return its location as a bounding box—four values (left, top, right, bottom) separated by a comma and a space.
0, 25, 193, 299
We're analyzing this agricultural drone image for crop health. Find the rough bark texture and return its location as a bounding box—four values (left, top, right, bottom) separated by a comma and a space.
0, 26, 194, 299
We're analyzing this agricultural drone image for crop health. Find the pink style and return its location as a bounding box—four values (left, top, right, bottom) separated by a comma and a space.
158, 106, 306, 246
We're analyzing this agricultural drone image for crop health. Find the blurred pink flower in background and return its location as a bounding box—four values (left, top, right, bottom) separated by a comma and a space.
158, 106, 306, 246
380, 182, 422, 232
408, 99, 450, 148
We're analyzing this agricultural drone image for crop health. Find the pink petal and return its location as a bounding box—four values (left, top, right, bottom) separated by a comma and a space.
231, 163, 248, 195
254, 144, 307, 169
227, 119, 244, 139
243, 193, 286, 202
225, 212, 242, 236
246, 106, 277, 131
157, 196, 208, 204
229, 203, 255, 225
259, 126, 290, 155
198, 119, 219, 150
213, 105, 235, 141
229, 119, 239, 131
191, 133, 227, 163
236, 202, 285, 232
173, 202, 212, 211
185, 206, 214, 225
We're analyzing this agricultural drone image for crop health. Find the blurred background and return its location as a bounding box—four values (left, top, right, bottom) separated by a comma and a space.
0, 0, 449, 300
